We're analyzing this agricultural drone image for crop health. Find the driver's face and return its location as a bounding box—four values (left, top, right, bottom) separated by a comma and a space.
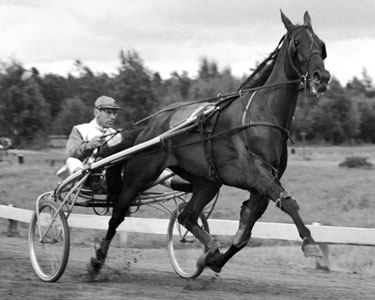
95, 108, 118, 128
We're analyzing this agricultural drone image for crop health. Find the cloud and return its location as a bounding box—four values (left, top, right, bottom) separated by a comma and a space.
1, 0, 374, 83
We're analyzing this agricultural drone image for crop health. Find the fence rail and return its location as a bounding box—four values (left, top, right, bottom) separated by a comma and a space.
1, 204, 375, 246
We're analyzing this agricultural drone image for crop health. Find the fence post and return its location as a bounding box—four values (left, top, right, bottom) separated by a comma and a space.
18, 154, 24, 164
6, 204, 20, 237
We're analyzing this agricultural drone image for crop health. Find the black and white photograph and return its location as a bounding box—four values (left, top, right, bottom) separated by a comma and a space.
1, 1, 375, 299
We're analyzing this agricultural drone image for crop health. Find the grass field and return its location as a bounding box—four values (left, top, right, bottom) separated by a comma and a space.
2, 145, 375, 228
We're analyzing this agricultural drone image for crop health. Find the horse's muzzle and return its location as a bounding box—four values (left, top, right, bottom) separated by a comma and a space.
310, 69, 331, 97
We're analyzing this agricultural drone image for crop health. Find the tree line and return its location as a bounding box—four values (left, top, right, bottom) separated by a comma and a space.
0, 50, 374, 148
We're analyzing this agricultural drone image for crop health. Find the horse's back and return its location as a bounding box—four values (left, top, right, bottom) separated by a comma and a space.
169, 102, 212, 128
137, 101, 212, 142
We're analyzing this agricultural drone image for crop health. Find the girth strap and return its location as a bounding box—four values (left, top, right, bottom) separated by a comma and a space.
197, 108, 223, 182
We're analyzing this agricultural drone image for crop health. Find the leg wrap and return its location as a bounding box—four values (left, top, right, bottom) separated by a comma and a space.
275, 191, 299, 212
96, 239, 111, 262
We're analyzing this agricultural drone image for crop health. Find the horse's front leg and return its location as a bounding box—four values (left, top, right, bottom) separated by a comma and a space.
266, 178, 322, 258
205, 191, 270, 272
88, 152, 168, 277
88, 188, 135, 276
89, 166, 159, 276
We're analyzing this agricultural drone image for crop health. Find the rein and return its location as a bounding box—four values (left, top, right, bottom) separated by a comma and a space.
134, 79, 301, 126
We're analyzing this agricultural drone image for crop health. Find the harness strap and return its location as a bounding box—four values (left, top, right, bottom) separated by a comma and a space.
134, 80, 300, 126
197, 109, 223, 182
242, 91, 257, 124
246, 122, 293, 143
241, 91, 293, 143
166, 121, 293, 152
194, 95, 238, 182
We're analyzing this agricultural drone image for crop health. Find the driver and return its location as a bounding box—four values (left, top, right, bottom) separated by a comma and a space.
60, 95, 191, 205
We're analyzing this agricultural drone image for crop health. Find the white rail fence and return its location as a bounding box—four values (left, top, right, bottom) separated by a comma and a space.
1, 204, 375, 268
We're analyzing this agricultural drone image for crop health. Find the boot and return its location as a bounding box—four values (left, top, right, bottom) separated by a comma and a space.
89, 239, 110, 275
96, 239, 111, 263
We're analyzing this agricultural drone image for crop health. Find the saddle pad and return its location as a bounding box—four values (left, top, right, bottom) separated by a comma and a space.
169, 102, 212, 129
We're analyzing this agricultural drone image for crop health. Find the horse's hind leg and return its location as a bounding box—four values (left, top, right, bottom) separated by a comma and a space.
205, 191, 270, 272
177, 180, 221, 255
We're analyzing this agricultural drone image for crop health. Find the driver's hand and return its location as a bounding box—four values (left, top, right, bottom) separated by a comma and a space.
86, 136, 104, 150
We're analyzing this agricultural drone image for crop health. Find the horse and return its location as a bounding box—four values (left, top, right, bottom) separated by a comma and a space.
89, 10, 331, 275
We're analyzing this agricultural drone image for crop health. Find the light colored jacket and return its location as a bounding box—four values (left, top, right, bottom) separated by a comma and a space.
57, 119, 118, 178
66, 119, 117, 161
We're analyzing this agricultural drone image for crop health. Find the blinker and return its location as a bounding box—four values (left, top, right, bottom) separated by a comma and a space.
321, 42, 327, 60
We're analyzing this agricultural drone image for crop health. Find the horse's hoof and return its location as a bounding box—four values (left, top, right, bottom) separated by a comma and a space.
196, 248, 222, 273
302, 242, 323, 258
196, 252, 208, 270
87, 257, 103, 279
206, 261, 222, 273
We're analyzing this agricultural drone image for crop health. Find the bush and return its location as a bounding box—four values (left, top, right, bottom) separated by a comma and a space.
339, 156, 373, 169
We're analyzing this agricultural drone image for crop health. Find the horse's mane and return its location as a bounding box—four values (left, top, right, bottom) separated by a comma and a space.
238, 36, 284, 90
133, 38, 286, 126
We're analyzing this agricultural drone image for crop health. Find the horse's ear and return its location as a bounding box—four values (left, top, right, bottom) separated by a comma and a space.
303, 11, 312, 27
280, 9, 293, 31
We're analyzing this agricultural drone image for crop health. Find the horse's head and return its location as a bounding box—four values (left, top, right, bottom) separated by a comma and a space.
281, 10, 331, 97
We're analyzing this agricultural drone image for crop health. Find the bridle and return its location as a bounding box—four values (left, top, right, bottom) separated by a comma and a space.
286, 25, 327, 84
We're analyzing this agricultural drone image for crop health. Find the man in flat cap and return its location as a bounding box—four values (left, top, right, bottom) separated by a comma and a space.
66, 95, 122, 161
63, 95, 125, 204
61, 95, 191, 207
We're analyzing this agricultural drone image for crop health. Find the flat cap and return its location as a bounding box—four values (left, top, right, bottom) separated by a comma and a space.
95, 96, 122, 110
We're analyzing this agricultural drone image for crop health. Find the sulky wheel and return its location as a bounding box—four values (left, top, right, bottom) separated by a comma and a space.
29, 199, 70, 282
167, 202, 209, 279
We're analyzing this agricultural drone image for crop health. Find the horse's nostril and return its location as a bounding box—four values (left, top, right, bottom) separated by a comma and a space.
318, 84, 328, 93
313, 71, 321, 82
313, 70, 330, 84
321, 70, 331, 83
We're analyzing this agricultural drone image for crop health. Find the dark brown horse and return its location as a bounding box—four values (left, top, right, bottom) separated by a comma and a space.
90, 11, 330, 275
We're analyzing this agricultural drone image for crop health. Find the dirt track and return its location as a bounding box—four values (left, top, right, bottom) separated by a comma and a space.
2, 230, 375, 300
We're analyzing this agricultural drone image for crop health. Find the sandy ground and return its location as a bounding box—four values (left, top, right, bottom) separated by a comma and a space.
2, 228, 375, 300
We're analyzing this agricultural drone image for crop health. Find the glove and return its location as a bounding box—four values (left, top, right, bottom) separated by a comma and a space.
87, 136, 104, 150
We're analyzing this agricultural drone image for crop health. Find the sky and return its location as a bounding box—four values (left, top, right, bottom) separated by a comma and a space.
0, 0, 374, 85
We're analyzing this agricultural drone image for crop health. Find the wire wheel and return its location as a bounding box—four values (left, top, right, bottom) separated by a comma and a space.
29, 200, 70, 282
167, 202, 209, 279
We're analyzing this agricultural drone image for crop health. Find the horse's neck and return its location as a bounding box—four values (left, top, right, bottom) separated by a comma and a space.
255, 43, 300, 129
